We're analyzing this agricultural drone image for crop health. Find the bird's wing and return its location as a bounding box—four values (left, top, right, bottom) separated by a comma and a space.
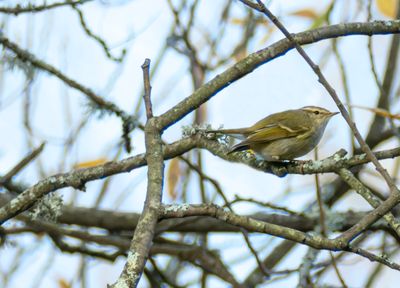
246, 123, 307, 143
228, 123, 307, 153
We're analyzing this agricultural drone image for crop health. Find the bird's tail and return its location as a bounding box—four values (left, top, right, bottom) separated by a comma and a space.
206, 128, 249, 139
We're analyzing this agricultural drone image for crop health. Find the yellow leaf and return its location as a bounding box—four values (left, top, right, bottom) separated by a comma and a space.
376, 0, 398, 18
73, 158, 108, 169
290, 9, 319, 19
231, 17, 246, 25
58, 278, 71, 288
351, 105, 400, 120
167, 158, 181, 200
231, 17, 268, 27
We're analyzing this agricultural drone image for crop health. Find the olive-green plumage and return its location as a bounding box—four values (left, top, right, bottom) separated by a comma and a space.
210, 106, 338, 161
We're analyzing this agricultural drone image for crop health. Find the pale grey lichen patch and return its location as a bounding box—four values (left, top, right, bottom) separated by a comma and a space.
181, 124, 231, 145
112, 251, 140, 288
48, 176, 58, 184
303, 160, 323, 171
182, 124, 212, 138
28, 192, 63, 222
113, 251, 141, 288
333, 153, 344, 162
358, 153, 367, 160
384, 20, 393, 27
164, 203, 190, 213
126, 251, 140, 273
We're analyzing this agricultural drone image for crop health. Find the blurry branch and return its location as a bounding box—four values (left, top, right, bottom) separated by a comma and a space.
367, 0, 384, 95
228, 196, 304, 216
156, 20, 400, 130
148, 258, 185, 288
297, 248, 319, 288
179, 156, 226, 201
365, 245, 399, 288
0, 35, 120, 115
244, 240, 295, 286
0, 0, 92, 15
0, 35, 137, 148
0, 142, 45, 187
72, 5, 126, 62
166, 0, 203, 75
0, 192, 377, 234
315, 233, 370, 279
331, 38, 355, 149
2, 134, 400, 225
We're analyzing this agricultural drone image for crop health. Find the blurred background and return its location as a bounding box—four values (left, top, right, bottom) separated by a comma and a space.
1, 0, 400, 287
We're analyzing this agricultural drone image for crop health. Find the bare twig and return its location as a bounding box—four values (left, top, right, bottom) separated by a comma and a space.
72, 5, 126, 62
0, 35, 136, 125
0, 142, 45, 186
142, 59, 153, 119
0, 0, 92, 15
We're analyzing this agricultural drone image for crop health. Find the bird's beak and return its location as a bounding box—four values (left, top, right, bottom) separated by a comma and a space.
330, 112, 340, 117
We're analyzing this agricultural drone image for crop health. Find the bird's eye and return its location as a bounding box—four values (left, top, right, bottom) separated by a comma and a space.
314, 110, 320, 115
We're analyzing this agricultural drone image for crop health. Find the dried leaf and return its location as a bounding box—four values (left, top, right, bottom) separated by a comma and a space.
73, 158, 108, 169
231, 17, 246, 25
58, 278, 71, 288
167, 158, 181, 200
290, 9, 319, 19
231, 17, 268, 27
376, 0, 398, 18
309, 1, 335, 29
351, 105, 400, 120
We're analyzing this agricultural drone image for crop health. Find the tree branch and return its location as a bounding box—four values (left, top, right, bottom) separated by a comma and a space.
111, 59, 163, 288
0, 0, 92, 15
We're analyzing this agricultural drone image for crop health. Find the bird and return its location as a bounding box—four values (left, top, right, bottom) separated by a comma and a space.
208, 106, 339, 161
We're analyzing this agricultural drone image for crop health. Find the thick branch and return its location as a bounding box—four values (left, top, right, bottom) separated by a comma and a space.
2, 135, 400, 225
